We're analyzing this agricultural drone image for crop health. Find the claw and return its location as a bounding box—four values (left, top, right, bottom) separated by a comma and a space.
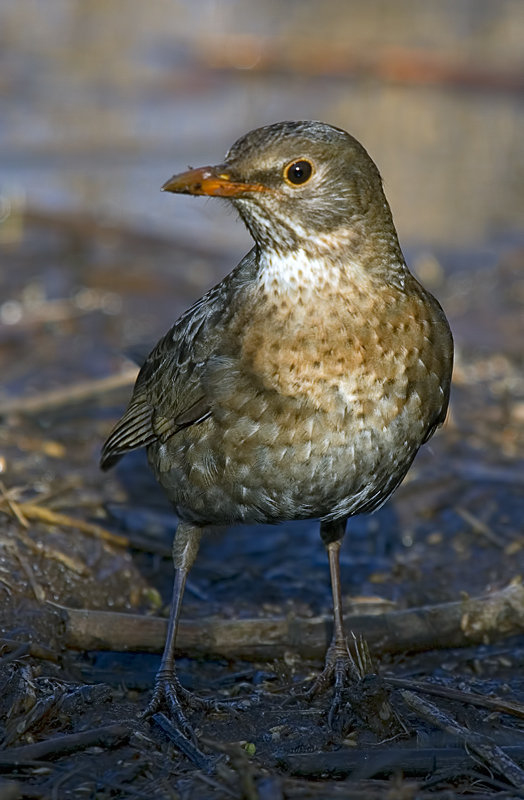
142, 671, 218, 743
306, 637, 359, 728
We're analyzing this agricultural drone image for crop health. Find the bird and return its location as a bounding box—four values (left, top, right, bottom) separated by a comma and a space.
100, 120, 453, 735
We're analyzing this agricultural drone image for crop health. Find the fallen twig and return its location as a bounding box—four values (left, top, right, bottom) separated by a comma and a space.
14, 526, 90, 576
0, 370, 137, 418
0, 482, 29, 528
2, 693, 60, 750
2, 684, 112, 750
0, 644, 29, 667
0, 723, 131, 764
0, 501, 130, 549
60, 582, 524, 660
386, 677, 524, 722
12, 544, 45, 603
402, 690, 524, 788
152, 713, 210, 769
277, 745, 524, 779
0, 639, 58, 663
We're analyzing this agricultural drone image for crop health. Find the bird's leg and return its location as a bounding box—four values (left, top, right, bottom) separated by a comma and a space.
307, 519, 359, 725
144, 522, 213, 736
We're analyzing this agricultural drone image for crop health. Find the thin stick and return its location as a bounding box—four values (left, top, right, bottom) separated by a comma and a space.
386, 676, 524, 721
15, 526, 90, 576
0, 481, 29, 528
12, 544, 45, 603
0, 370, 137, 418
1, 503, 130, 549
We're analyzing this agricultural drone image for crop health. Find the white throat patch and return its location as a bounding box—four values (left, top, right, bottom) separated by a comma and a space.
258, 249, 364, 294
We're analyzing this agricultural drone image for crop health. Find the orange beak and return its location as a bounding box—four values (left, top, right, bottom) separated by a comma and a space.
161, 165, 269, 197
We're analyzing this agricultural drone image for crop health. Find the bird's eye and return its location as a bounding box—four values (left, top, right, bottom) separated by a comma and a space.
284, 159, 313, 186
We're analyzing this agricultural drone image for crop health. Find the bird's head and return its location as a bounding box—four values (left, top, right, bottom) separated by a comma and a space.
162, 120, 399, 260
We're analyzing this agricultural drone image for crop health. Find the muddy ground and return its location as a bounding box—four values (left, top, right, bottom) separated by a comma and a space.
0, 215, 524, 798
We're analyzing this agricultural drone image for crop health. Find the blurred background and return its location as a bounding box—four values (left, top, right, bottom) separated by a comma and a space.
2, 0, 524, 249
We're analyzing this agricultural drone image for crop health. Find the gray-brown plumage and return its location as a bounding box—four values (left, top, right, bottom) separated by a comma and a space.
101, 120, 453, 734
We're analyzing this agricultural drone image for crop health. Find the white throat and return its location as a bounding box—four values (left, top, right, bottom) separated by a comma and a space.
258, 248, 364, 294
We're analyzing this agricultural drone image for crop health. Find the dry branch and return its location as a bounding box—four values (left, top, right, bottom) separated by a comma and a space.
402, 690, 524, 788
278, 745, 524, 779
386, 677, 524, 721
152, 713, 210, 769
61, 581, 524, 660
0, 723, 131, 764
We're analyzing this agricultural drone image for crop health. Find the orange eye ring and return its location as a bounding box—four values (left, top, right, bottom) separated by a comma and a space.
284, 159, 314, 186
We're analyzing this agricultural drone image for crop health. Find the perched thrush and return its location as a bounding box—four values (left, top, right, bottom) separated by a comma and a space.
101, 120, 453, 734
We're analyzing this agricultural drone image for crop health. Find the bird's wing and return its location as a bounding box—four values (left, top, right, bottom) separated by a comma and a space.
99, 300, 217, 471
100, 248, 258, 471
99, 338, 211, 470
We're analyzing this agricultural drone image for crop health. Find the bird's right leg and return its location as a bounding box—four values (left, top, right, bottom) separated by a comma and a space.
144, 522, 212, 736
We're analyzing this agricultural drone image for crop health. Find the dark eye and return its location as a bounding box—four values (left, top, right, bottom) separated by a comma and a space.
285, 159, 313, 186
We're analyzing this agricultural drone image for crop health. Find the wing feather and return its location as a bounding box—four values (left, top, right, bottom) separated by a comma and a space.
100, 248, 257, 471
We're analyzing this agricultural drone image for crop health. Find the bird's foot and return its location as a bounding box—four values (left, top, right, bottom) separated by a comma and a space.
143, 670, 218, 742
306, 637, 359, 728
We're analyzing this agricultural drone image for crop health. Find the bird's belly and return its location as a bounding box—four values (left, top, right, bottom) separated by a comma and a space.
148, 387, 428, 526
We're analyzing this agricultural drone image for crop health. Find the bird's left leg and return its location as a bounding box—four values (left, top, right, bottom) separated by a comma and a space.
307, 518, 359, 724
